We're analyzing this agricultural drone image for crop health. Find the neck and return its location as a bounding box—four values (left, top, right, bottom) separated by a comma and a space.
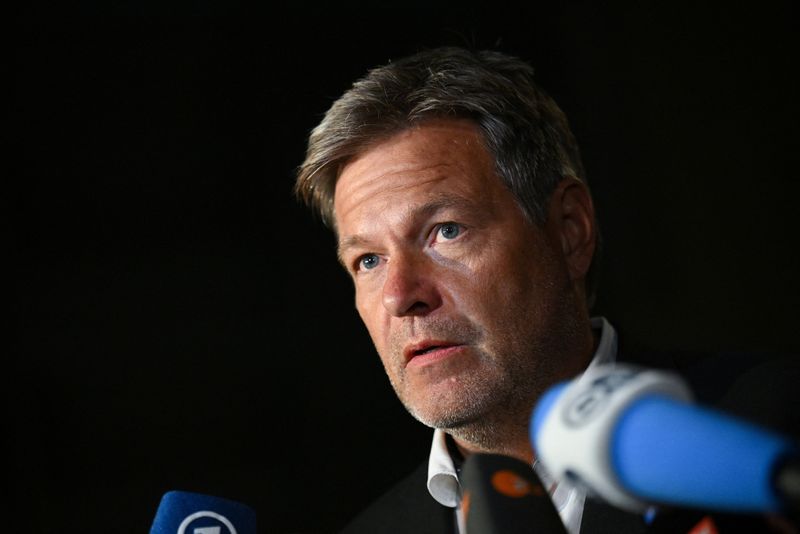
451, 429, 535, 465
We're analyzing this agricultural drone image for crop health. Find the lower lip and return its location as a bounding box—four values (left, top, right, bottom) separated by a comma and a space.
406, 345, 464, 369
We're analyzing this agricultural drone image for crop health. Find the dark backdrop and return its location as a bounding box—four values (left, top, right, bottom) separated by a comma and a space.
12, 3, 800, 533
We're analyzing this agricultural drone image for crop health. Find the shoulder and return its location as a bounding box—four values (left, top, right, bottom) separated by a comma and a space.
340, 460, 454, 534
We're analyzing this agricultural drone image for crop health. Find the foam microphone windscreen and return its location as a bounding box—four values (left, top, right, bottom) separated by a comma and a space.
531, 363, 798, 514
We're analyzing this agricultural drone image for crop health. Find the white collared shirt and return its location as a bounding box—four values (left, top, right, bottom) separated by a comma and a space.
426, 316, 618, 534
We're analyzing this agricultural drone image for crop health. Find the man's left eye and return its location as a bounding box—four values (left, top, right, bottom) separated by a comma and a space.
436, 222, 461, 241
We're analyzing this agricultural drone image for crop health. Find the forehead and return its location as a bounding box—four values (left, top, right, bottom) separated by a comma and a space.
333, 119, 509, 231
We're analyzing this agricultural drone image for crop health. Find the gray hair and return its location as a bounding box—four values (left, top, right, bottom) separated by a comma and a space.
295, 46, 600, 305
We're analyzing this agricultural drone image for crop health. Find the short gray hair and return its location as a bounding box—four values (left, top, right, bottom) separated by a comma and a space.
295, 46, 600, 304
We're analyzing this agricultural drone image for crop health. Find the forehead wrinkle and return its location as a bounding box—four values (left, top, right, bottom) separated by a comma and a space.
344, 161, 456, 199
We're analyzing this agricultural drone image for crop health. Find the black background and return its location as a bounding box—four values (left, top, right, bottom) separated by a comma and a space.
12, 3, 800, 533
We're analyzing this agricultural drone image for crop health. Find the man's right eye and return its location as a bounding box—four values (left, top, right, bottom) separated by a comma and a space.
358, 254, 380, 271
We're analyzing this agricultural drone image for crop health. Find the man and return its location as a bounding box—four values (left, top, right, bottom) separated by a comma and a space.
293, 47, 795, 533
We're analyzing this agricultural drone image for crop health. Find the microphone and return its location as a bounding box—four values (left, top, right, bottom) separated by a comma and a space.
149, 490, 257, 534
530, 363, 798, 515
460, 453, 567, 533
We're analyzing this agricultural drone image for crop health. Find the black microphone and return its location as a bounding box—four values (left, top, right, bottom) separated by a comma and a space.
460, 453, 567, 533
530, 363, 799, 515
149, 490, 256, 534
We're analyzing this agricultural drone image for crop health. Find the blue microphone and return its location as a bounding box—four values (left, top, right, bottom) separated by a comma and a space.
530, 363, 798, 514
149, 490, 256, 534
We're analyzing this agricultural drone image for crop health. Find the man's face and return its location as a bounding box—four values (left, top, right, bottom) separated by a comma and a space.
333, 119, 585, 434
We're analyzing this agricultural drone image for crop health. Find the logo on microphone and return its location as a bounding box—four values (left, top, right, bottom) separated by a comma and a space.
177, 511, 237, 534
490, 469, 545, 498
563, 369, 638, 427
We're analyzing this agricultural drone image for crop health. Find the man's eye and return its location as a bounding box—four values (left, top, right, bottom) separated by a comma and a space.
358, 254, 380, 271
437, 222, 461, 241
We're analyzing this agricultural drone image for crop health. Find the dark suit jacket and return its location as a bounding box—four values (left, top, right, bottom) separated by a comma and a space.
340, 459, 650, 534
339, 351, 799, 533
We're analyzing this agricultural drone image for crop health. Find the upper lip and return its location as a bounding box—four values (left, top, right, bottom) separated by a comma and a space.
403, 340, 461, 363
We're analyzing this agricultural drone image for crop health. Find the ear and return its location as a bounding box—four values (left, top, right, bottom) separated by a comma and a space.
547, 177, 597, 283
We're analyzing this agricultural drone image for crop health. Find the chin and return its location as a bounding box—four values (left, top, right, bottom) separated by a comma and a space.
404, 395, 490, 431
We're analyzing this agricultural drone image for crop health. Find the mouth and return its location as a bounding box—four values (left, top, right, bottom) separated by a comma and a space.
404, 340, 462, 365
415, 345, 448, 356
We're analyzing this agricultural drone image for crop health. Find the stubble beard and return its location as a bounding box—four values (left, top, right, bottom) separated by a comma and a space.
385, 328, 565, 453
425, 342, 559, 452
384, 293, 589, 453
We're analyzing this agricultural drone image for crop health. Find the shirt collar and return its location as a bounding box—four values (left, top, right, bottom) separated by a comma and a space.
426, 316, 618, 508
427, 429, 461, 507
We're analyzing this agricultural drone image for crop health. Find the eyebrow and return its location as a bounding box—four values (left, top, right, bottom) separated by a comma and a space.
336, 194, 480, 266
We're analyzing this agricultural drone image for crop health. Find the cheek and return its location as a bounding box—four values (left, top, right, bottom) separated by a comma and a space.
470, 247, 559, 320
355, 288, 387, 347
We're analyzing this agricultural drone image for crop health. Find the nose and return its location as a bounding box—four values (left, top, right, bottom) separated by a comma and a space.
382, 252, 442, 317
